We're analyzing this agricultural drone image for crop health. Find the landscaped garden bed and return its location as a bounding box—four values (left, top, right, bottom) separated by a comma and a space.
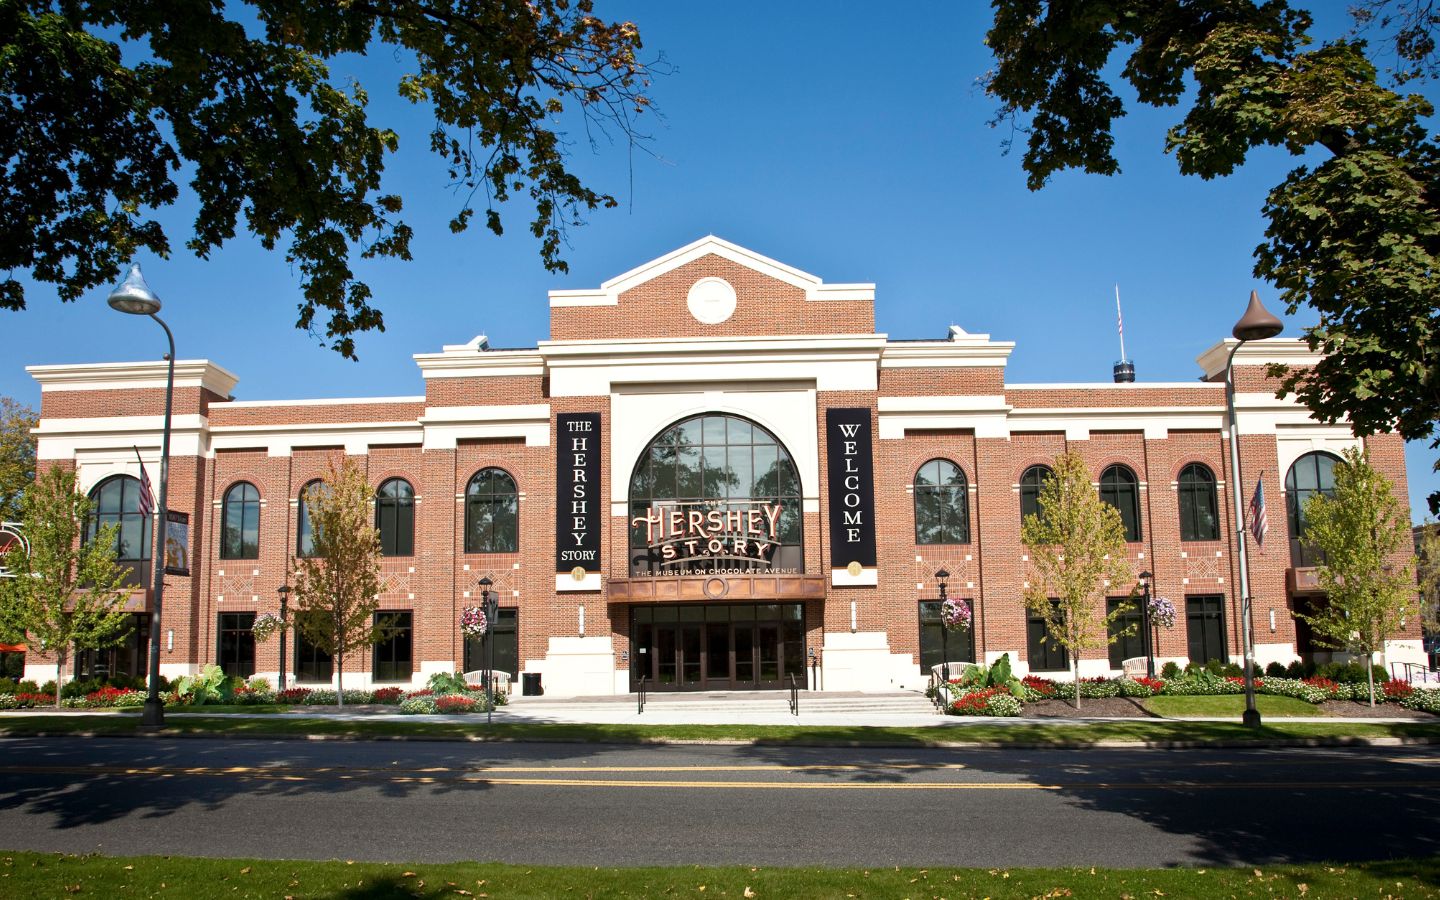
0, 667, 506, 715
935, 656, 1440, 719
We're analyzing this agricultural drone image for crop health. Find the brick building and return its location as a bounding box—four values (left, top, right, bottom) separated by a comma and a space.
22, 237, 1425, 694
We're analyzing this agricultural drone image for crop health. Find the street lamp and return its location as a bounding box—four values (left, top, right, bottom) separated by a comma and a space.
478, 575, 497, 724
935, 568, 951, 685
1225, 290, 1284, 729
1138, 570, 1154, 679
276, 584, 290, 690
108, 264, 174, 729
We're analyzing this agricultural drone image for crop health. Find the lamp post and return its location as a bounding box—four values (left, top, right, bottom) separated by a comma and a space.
478, 576, 496, 724
108, 264, 174, 729
1225, 290, 1284, 729
276, 584, 290, 690
936, 568, 951, 685
1138, 570, 1154, 678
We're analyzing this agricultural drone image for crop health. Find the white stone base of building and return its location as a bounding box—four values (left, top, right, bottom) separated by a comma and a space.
529, 636, 617, 697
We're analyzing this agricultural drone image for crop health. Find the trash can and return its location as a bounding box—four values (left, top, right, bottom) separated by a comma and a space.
522, 672, 543, 696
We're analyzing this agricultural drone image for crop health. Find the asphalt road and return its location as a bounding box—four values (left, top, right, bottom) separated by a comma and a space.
0, 736, 1435, 868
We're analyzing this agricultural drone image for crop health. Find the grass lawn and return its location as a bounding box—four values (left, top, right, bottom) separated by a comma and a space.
1, 713, 1438, 746
0, 851, 1436, 899
1145, 694, 1330, 718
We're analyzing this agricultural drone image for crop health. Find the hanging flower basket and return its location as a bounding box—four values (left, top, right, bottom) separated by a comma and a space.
1148, 595, 1177, 629
940, 597, 971, 631
460, 606, 489, 637
252, 613, 284, 643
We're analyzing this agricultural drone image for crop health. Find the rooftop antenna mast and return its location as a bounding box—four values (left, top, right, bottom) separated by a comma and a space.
1113, 284, 1136, 383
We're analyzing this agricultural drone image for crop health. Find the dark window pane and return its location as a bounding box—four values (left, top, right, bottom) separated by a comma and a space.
372, 611, 413, 681
295, 611, 333, 682
221, 482, 261, 560
1178, 464, 1219, 542
1026, 601, 1069, 672
296, 480, 324, 558
918, 600, 975, 672
1106, 597, 1145, 668
376, 478, 415, 557
465, 468, 518, 553
1019, 465, 1053, 527
1186, 595, 1227, 664
217, 612, 256, 678
1099, 465, 1142, 542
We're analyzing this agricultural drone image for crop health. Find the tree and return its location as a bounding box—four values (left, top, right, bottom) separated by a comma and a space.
985, 1, 1440, 513
0, 397, 37, 522
1419, 521, 1440, 639
2, 1, 656, 359
1299, 447, 1415, 705
0, 465, 134, 707
1021, 452, 1135, 709
291, 455, 385, 706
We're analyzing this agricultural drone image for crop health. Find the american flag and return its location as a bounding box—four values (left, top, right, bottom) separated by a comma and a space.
1247, 475, 1268, 548
133, 447, 155, 517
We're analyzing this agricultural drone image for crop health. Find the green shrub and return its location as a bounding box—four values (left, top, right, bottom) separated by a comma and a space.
1162, 670, 1242, 696
427, 671, 471, 695
1160, 661, 1180, 679
246, 676, 273, 692
1264, 661, 1288, 678
39, 680, 56, 697
173, 664, 232, 705
1221, 663, 1243, 678
19, 680, 39, 694
0, 677, 17, 694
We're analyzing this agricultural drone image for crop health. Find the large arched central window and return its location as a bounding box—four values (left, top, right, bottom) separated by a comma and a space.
628, 414, 802, 575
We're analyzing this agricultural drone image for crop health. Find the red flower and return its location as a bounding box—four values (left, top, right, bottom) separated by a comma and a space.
435, 695, 477, 714
1382, 679, 1414, 699
952, 686, 1004, 713
1022, 675, 1057, 696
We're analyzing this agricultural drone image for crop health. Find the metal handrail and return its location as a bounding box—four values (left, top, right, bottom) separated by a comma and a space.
637, 675, 648, 714
788, 673, 799, 716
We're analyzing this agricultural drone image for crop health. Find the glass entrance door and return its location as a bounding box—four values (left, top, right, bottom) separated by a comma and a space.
630, 602, 806, 692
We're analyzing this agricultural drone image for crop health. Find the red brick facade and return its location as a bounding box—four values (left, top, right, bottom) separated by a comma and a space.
24, 238, 1423, 692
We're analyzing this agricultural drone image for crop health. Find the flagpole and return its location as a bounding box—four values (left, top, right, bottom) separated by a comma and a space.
1115, 284, 1126, 362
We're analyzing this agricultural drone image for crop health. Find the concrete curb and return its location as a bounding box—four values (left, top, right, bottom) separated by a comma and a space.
2, 726, 1436, 752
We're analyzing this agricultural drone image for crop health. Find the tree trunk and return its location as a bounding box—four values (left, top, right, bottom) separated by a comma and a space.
1366, 652, 1376, 708
336, 651, 344, 708
55, 649, 66, 709
1073, 658, 1081, 711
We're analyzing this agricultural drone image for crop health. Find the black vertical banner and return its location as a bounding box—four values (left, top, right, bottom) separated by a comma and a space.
556, 413, 602, 573
825, 407, 877, 569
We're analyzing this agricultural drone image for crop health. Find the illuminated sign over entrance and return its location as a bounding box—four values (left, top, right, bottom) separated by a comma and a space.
631, 501, 784, 569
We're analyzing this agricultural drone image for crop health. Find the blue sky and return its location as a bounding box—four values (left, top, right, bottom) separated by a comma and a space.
3, 2, 1435, 521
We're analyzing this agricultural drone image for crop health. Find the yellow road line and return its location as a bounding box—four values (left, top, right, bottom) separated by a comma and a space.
1, 765, 1435, 791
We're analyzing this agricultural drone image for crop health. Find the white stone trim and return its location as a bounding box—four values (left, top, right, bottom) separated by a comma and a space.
419, 404, 551, 449
556, 573, 602, 592
1195, 337, 1323, 381
545, 235, 875, 308
831, 567, 878, 587
222, 396, 424, 408
28, 359, 239, 397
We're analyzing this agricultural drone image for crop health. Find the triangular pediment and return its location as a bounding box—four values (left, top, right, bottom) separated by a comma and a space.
548, 236, 874, 308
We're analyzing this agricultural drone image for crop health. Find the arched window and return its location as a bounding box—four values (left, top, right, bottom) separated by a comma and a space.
914, 459, 969, 544
86, 475, 151, 579
1019, 464, 1053, 526
220, 482, 260, 560
1099, 464, 1142, 542
1177, 463, 1219, 542
628, 413, 803, 575
296, 480, 323, 558
376, 478, 415, 557
465, 468, 518, 553
1286, 451, 1341, 565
